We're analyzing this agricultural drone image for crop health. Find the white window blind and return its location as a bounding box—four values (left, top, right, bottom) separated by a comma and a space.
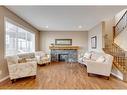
5, 20, 35, 56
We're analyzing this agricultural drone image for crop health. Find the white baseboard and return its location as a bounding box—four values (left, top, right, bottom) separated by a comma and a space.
111, 72, 123, 80
0, 75, 9, 83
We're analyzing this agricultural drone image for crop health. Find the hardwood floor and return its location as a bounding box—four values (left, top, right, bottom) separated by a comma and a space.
0, 62, 127, 89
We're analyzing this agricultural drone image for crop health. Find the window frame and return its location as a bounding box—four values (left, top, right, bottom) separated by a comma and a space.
4, 17, 35, 56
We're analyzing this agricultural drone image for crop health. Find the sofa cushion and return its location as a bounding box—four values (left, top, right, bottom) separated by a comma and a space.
18, 58, 27, 63
96, 56, 106, 63
90, 52, 102, 61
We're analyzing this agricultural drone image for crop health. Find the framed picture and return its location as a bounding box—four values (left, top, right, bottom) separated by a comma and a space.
91, 36, 97, 49
55, 39, 72, 45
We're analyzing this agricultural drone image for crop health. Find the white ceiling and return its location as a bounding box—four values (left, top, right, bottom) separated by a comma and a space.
6, 6, 127, 31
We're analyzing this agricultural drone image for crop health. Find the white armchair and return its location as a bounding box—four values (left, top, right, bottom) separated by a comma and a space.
6, 55, 37, 83
86, 54, 113, 79
35, 51, 51, 65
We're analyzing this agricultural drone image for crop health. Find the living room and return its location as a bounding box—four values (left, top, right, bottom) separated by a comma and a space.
0, 5, 127, 90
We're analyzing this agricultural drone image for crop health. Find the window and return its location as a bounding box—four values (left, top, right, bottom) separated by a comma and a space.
5, 20, 35, 56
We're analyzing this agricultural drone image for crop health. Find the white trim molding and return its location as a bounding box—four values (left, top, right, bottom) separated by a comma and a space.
111, 72, 123, 80
0, 75, 9, 83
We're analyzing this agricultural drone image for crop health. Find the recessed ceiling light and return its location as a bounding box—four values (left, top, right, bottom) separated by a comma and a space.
78, 25, 82, 28
45, 25, 48, 28
42, 25, 48, 28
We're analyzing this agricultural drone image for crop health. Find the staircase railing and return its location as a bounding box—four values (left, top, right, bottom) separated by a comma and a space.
103, 35, 127, 73
114, 10, 127, 38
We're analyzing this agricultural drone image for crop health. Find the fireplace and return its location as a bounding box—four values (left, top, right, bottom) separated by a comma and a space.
58, 54, 68, 62
50, 45, 79, 63
51, 49, 78, 62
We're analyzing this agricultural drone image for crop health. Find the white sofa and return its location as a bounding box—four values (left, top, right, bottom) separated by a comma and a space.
6, 53, 37, 83
78, 51, 113, 79
35, 51, 51, 65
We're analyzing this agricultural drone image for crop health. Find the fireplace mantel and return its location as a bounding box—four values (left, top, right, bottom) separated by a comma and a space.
49, 45, 79, 50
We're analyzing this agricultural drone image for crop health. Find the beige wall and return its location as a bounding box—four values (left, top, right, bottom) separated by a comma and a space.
40, 31, 88, 53
104, 18, 114, 41
88, 19, 114, 52
88, 22, 104, 52
0, 6, 40, 80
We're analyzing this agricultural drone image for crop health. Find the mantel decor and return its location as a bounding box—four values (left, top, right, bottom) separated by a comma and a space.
55, 39, 72, 45
91, 36, 97, 49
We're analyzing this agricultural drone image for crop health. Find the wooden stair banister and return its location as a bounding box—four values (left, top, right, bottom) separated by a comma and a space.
115, 10, 127, 28
103, 36, 127, 73
114, 10, 127, 38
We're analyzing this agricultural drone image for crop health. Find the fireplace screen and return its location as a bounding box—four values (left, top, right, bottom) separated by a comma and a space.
58, 54, 68, 62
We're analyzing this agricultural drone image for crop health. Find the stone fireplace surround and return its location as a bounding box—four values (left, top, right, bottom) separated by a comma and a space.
49, 45, 79, 62
51, 50, 78, 62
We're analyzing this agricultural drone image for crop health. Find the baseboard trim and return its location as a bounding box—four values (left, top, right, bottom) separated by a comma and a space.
111, 72, 123, 80
0, 75, 9, 83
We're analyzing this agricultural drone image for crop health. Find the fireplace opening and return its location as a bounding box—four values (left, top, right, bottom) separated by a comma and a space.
58, 54, 68, 62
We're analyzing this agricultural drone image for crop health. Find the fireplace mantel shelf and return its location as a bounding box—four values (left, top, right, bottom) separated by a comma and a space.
49, 45, 79, 50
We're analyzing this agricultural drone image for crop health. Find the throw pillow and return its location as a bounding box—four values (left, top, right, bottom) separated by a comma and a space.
83, 52, 91, 59
96, 56, 105, 63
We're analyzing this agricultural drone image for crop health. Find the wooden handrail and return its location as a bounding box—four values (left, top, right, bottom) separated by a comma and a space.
114, 10, 127, 38
115, 10, 127, 27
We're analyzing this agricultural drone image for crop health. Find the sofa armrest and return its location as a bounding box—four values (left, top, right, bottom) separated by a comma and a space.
7, 63, 18, 74
6, 55, 19, 65
35, 56, 41, 61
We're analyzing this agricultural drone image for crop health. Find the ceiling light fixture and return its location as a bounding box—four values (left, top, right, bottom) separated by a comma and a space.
45, 25, 48, 28
78, 25, 82, 29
